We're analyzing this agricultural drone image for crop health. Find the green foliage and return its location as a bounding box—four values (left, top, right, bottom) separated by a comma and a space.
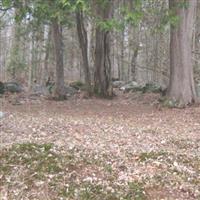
1, 143, 148, 199
122, 1, 143, 27
97, 18, 122, 32
177, 1, 190, 9
1, 0, 12, 8
0, 143, 62, 176
159, 96, 188, 108
1, 0, 74, 26
69, 80, 85, 90
72, 0, 88, 11
142, 83, 163, 93
166, 1, 190, 29
125, 181, 146, 200
168, 11, 180, 28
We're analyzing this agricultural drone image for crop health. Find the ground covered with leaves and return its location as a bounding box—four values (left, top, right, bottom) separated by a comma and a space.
0, 92, 200, 199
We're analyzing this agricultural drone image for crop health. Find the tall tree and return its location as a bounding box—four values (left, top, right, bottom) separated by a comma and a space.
93, 0, 113, 97
167, 0, 197, 105
76, 9, 92, 94
52, 19, 66, 100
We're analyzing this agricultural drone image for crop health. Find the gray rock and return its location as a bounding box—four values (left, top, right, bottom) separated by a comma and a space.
112, 81, 125, 88
142, 83, 162, 93
31, 83, 78, 97
32, 84, 49, 96
64, 85, 77, 97
195, 83, 200, 97
120, 81, 141, 92
0, 111, 4, 119
0, 82, 5, 94
4, 82, 23, 93
69, 81, 85, 90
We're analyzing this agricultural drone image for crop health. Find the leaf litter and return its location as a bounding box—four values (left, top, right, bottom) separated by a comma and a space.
0, 92, 200, 199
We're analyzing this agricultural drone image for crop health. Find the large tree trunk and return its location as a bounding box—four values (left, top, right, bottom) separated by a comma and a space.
167, 0, 197, 106
52, 20, 65, 100
93, 0, 113, 97
76, 10, 92, 94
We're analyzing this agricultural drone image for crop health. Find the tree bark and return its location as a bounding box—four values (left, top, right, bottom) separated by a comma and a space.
28, 32, 34, 91
130, 46, 139, 81
76, 10, 92, 94
52, 19, 66, 100
41, 26, 51, 86
167, 0, 197, 105
93, 0, 113, 97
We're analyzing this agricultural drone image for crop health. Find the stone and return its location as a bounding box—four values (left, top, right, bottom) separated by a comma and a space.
195, 83, 200, 97
112, 81, 125, 88
4, 82, 23, 93
142, 83, 162, 93
69, 81, 84, 90
0, 82, 5, 94
64, 85, 77, 97
120, 81, 142, 92
32, 84, 49, 96
0, 111, 4, 119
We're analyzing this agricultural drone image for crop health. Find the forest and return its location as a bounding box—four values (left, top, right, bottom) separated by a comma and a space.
0, 0, 200, 199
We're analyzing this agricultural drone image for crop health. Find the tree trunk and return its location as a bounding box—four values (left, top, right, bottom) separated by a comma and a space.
93, 0, 113, 97
131, 46, 139, 81
120, 27, 125, 81
76, 10, 92, 94
28, 33, 34, 91
52, 20, 65, 100
167, 0, 197, 106
41, 26, 51, 86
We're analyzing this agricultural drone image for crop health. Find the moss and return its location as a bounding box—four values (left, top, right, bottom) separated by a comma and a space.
125, 181, 147, 200
0, 143, 62, 176
105, 164, 113, 174
60, 181, 146, 200
69, 80, 85, 90
138, 151, 168, 162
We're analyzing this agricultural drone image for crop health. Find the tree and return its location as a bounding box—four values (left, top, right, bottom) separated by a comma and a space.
167, 0, 197, 106
76, 8, 92, 94
93, 0, 113, 97
52, 19, 66, 100
1, 0, 71, 99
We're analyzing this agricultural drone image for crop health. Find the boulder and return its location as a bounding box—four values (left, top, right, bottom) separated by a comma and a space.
0, 111, 4, 119
195, 83, 200, 97
32, 84, 49, 96
120, 81, 142, 92
69, 81, 85, 91
0, 82, 5, 94
49, 84, 77, 97
4, 82, 23, 93
112, 77, 119, 81
112, 81, 125, 88
64, 85, 78, 97
142, 83, 162, 93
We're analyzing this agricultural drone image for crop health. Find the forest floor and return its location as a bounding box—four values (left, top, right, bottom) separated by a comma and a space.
0, 91, 200, 200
